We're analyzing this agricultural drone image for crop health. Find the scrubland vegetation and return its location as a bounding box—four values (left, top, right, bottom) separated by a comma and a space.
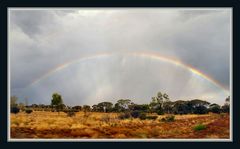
10, 92, 230, 139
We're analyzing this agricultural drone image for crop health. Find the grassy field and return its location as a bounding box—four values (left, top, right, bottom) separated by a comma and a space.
10, 111, 230, 139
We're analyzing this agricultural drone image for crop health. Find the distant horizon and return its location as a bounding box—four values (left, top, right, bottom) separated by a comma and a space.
11, 93, 230, 107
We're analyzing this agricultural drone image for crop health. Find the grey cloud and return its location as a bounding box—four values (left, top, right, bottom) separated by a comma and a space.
166, 10, 230, 88
16, 55, 227, 106
177, 9, 226, 21
103, 9, 230, 89
10, 9, 231, 106
10, 10, 64, 38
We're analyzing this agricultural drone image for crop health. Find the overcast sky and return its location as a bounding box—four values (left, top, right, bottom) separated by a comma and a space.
9, 8, 231, 106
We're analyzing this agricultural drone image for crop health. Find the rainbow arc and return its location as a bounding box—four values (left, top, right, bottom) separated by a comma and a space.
27, 51, 229, 95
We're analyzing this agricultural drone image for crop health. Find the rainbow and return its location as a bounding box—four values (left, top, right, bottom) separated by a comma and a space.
27, 51, 229, 95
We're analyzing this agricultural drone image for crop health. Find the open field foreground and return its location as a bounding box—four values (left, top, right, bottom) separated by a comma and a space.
10, 111, 229, 139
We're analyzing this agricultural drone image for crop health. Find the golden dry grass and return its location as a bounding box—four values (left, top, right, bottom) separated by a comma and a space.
10, 111, 230, 139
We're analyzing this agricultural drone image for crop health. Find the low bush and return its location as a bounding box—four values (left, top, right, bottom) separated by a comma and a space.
25, 109, 33, 114
130, 110, 141, 118
64, 109, 76, 117
157, 110, 164, 115
118, 112, 131, 120
193, 124, 207, 131
68, 111, 76, 117
72, 109, 79, 112
146, 115, 158, 120
220, 113, 225, 118
139, 113, 147, 120
161, 115, 175, 122
11, 107, 20, 114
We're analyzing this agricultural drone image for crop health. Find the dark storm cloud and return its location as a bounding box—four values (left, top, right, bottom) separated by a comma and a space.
166, 10, 230, 88
102, 9, 230, 89
10, 10, 78, 38
9, 8, 231, 105
10, 10, 55, 37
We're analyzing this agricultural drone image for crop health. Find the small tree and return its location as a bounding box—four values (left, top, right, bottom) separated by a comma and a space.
97, 102, 113, 112
51, 93, 63, 113
163, 101, 173, 114
18, 102, 25, 111
92, 104, 99, 112
10, 96, 20, 114
149, 97, 159, 113
208, 103, 221, 114
193, 105, 208, 114
72, 106, 82, 112
225, 96, 230, 104
82, 105, 91, 112
172, 100, 190, 114
10, 96, 18, 108
65, 108, 76, 117
151, 92, 170, 114
222, 96, 230, 113
190, 99, 210, 114
129, 104, 149, 113
114, 99, 134, 112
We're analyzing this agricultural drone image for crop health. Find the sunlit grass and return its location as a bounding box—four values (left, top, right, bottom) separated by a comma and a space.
10, 111, 229, 139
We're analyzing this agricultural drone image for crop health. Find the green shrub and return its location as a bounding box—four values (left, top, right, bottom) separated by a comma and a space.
25, 109, 33, 114
157, 110, 164, 115
193, 124, 207, 131
161, 115, 175, 122
118, 112, 131, 120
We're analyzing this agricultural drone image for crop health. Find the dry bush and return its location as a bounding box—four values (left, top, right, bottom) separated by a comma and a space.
161, 115, 175, 122
146, 115, 158, 120
118, 112, 131, 120
10, 111, 229, 139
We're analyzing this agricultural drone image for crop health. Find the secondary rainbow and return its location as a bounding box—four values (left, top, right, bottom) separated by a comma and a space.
27, 51, 229, 95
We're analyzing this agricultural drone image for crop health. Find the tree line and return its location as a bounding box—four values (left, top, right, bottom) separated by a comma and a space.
11, 92, 230, 115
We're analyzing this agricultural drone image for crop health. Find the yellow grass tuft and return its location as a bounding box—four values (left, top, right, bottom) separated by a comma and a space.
10, 111, 229, 139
